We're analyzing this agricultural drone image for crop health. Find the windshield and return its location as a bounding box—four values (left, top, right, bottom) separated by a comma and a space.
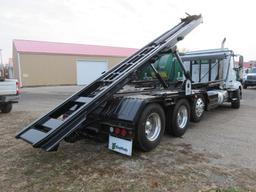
248, 68, 256, 73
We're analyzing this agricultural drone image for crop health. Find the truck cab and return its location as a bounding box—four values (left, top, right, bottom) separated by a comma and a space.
0, 65, 19, 113
0, 79, 19, 113
243, 67, 256, 89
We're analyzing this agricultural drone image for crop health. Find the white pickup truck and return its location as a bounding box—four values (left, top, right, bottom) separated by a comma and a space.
0, 79, 19, 113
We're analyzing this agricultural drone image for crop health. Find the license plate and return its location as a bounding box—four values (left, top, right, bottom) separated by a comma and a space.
108, 135, 133, 156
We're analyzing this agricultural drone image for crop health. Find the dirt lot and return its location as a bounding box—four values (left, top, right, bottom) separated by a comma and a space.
0, 86, 256, 192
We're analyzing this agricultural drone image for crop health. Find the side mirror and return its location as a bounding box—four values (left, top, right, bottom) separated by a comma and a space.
238, 56, 244, 68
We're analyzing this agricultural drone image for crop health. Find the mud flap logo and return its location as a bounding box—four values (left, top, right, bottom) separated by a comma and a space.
112, 143, 116, 150
109, 135, 132, 156
112, 143, 128, 152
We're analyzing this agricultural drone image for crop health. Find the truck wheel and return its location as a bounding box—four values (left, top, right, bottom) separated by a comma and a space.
231, 90, 240, 109
136, 104, 165, 152
1, 103, 12, 113
191, 96, 205, 122
168, 99, 190, 137
243, 84, 247, 89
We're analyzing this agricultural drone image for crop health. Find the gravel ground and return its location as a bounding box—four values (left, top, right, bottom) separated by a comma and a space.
0, 86, 256, 192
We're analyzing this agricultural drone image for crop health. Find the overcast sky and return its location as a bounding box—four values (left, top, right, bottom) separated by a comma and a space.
0, 0, 255, 63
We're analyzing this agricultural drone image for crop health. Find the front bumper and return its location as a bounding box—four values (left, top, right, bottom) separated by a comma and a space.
244, 80, 256, 86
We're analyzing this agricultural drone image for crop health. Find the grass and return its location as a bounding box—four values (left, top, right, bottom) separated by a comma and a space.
209, 187, 243, 192
1, 112, 256, 192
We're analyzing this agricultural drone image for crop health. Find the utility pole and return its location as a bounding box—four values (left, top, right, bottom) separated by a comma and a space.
0, 49, 3, 65
0, 49, 4, 80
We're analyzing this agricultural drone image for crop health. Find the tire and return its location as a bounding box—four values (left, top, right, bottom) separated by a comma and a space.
191, 96, 205, 122
1, 103, 12, 113
231, 90, 240, 109
243, 84, 247, 89
167, 99, 190, 137
136, 103, 165, 152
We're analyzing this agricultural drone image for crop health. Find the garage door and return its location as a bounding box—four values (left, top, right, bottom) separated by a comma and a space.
76, 60, 107, 85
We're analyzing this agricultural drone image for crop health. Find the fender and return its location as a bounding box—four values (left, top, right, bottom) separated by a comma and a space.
100, 95, 159, 125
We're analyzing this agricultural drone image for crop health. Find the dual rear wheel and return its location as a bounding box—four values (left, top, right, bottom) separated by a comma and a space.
136, 97, 205, 151
136, 104, 165, 152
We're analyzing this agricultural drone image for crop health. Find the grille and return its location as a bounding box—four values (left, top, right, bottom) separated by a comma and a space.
247, 75, 256, 80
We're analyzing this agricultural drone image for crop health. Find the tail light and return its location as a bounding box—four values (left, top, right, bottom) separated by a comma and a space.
121, 128, 127, 137
111, 126, 133, 138
16, 81, 20, 95
114, 127, 121, 135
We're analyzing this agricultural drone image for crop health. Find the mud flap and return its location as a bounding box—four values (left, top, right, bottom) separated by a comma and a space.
108, 135, 132, 156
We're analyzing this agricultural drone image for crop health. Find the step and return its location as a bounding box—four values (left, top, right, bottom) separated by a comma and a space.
75, 96, 93, 103
19, 128, 47, 145
101, 80, 114, 83
42, 118, 63, 130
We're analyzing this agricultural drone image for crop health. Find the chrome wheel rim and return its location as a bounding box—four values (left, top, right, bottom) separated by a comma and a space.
145, 113, 161, 141
177, 105, 188, 129
195, 98, 205, 117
